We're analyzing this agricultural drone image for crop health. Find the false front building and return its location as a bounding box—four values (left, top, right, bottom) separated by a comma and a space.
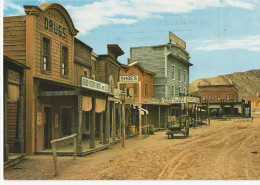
129, 33, 195, 127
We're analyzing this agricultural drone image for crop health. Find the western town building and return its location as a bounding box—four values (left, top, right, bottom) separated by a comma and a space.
198, 84, 251, 117
120, 62, 161, 133
3, 3, 124, 155
4, 56, 30, 161
129, 32, 199, 127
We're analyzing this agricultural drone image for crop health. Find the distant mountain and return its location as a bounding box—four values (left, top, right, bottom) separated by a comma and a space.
189, 69, 260, 100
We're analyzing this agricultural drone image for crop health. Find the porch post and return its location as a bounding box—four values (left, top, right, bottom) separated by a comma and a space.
99, 112, 103, 144
118, 103, 122, 139
112, 102, 116, 141
90, 96, 96, 149
4, 66, 9, 161
158, 105, 161, 130
76, 95, 83, 153
104, 100, 110, 144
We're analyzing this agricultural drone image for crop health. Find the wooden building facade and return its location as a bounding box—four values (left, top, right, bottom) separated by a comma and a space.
4, 56, 30, 161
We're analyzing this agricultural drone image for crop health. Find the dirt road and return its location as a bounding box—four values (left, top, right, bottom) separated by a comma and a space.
4, 117, 260, 180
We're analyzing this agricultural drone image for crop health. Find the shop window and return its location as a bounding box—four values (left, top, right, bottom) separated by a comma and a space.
43, 37, 50, 71
172, 65, 175, 79
217, 94, 221, 101
178, 67, 181, 82
61, 46, 68, 76
202, 94, 206, 101
226, 94, 230, 100
211, 94, 215, 101
144, 83, 148, 96
83, 70, 88, 77
172, 85, 175, 97
184, 70, 186, 83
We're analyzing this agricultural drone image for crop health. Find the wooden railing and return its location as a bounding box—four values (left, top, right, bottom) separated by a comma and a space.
50, 133, 77, 176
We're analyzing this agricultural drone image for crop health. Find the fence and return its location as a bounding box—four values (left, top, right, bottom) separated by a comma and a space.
50, 133, 77, 176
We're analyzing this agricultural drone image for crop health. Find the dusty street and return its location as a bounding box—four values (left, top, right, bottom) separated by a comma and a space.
4, 117, 260, 180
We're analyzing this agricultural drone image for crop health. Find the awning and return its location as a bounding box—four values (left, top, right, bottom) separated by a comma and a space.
133, 105, 149, 115
82, 96, 92, 112
95, 98, 106, 113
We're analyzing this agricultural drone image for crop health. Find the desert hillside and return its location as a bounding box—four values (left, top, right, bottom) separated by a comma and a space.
189, 69, 260, 100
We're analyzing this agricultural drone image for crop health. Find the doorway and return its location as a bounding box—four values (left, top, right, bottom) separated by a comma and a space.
61, 108, 72, 136
44, 107, 52, 149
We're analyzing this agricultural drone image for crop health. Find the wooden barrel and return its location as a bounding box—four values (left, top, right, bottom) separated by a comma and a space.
128, 125, 135, 134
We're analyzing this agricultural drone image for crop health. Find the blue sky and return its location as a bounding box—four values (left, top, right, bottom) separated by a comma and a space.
3, 0, 260, 82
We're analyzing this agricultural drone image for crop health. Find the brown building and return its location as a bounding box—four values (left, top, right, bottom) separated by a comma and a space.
3, 3, 117, 154
4, 56, 30, 161
198, 84, 250, 116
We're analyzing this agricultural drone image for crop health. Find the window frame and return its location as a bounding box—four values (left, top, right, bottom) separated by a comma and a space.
144, 83, 148, 96
60, 45, 69, 77
172, 85, 175, 97
178, 67, 181, 82
184, 70, 186, 83
202, 94, 206, 101
211, 94, 215, 101
172, 64, 175, 80
226, 94, 230, 101
217, 94, 221, 101
41, 35, 52, 74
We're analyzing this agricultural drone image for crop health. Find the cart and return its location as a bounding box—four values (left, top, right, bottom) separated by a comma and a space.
166, 115, 190, 139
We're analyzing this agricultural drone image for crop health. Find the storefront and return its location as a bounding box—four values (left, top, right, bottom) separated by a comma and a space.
4, 56, 30, 161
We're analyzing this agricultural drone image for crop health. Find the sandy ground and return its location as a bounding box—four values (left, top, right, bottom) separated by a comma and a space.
4, 116, 260, 180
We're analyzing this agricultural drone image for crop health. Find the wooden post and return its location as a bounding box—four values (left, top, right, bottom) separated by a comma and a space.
104, 100, 110, 144
118, 103, 121, 139
158, 106, 161, 130
73, 136, 76, 160
4, 66, 9, 162
122, 101, 125, 147
90, 96, 96, 149
99, 112, 103, 144
112, 102, 116, 141
51, 143, 58, 176
139, 81, 142, 138
76, 95, 83, 153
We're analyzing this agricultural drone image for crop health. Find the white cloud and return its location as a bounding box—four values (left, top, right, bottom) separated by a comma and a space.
65, 0, 257, 35
4, 0, 258, 34
4, 0, 24, 15
195, 34, 260, 51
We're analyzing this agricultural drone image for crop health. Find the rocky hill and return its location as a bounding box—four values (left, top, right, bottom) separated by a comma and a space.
189, 69, 260, 100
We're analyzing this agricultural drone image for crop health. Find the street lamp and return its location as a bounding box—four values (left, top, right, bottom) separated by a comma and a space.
119, 91, 126, 147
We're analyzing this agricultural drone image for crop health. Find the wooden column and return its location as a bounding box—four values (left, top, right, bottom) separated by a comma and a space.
158, 105, 161, 129
118, 103, 122, 139
90, 96, 96, 149
112, 102, 116, 141
104, 100, 110, 144
76, 95, 83, 153
139, 81, 142, 138
99, 112, 103, 144
4, 66, 9, 161
122, 101, 126, 147
15, 71, 25, 153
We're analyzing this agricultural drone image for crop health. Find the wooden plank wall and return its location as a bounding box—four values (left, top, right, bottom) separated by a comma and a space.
34, 8, 74, 84
7, 103, 18, 153
97, 60, 106, 83
3, 16, 27, 65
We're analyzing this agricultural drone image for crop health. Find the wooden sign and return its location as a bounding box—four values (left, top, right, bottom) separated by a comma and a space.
120, 75, 138, 82
8, 70, 20, 85
44, 17, 67, 39
37, 112, 42, 125
162, 97, 186, 104
81, 76, 108, 93
169, 31, 186, 49
188, 97, 200, 103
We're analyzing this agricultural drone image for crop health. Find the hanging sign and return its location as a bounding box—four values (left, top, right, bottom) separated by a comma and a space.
162, 97, 186, 104
120, 75, 138, 82
81, 76, 108, 93
169, 31, 186, 49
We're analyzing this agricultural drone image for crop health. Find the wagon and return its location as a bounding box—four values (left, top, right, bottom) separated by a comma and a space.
166, 115, 190, 139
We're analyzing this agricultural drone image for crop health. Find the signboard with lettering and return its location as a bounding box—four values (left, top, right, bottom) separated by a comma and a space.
169, 31, 186, 49
8, 70, 20, 85
44, 17, 67, 39
188, 97, 200, 104
120, 75, 139, 82
162, 97, 186, 104
81, 76, 108, 93
148, 98, 160, 104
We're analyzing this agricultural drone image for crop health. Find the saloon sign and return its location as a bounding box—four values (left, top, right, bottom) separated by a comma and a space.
162, 97, 186, 104
120, 75, 139, 82
81, 77, 108, 93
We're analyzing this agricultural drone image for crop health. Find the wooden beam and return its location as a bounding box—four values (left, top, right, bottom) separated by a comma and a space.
38, 90, 78, 97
